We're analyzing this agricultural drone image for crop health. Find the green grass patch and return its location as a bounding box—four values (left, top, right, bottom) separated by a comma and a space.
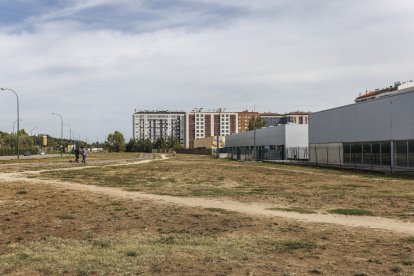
268, 207, 316, 214
57, 214, 76, 220
401, 236, 414, 243
328, 209, 373, 216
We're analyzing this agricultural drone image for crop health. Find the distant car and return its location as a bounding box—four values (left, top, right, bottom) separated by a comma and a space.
24, 151, 31, 156
39, 151, 45, 155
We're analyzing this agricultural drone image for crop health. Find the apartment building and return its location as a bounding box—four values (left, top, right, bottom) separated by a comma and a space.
186, 109, 238, 149
132, 111, 186, 147
260, 112, 309, 126
237, 110, 260, 132
285, 111, 309, 124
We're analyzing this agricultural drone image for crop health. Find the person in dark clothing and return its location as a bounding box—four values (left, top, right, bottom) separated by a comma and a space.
74, 147, 80, 163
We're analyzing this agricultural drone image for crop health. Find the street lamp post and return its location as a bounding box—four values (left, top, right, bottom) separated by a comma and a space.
51, 112, 64, 156
1, 88, 20, 159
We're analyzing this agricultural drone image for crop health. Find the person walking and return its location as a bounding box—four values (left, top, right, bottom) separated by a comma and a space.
74, 147, 80, 163
81, 147, 87, 163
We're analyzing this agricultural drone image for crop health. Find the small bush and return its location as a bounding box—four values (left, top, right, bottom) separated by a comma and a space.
16, 190, 28, 195
126, 251, 137, 257
391, 265, 402, 273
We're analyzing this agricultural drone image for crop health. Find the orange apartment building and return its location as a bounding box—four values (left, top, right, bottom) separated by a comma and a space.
237, 110, 260, 133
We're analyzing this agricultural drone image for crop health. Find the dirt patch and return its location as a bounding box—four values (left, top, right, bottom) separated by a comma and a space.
0, 181, 413, 275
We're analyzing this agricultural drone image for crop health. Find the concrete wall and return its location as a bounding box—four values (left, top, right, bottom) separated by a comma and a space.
309, 90, 414, 144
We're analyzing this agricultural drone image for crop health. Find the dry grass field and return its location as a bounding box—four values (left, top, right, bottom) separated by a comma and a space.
0, 153, 413, 275
39, 154, 414, 221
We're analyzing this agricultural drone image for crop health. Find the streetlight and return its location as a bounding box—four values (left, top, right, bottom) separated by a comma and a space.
1, 88, 20, 159
51, 112, 63, 156
13, 119, 23, 134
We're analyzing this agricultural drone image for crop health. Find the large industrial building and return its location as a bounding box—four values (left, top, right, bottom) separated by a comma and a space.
309, 81, 414, 169
225, 124, 308, 161
132, 111, 186, 147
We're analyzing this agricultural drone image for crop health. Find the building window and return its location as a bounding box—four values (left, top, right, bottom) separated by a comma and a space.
394, 141, 408, 167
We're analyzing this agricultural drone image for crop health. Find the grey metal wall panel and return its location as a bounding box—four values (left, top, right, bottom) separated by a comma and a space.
309, 91, 414, 143
225, 124, 308, 148
285, 125, 309, 147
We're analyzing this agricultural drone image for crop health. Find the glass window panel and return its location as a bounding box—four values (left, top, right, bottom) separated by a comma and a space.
371, 143, 381, 165
363, 143, 372, 165
351, 143, 362, 164
408, 141, 414, 167
381, 141, 391, 166
394, 141, 408, 167
343, 143, 351, 164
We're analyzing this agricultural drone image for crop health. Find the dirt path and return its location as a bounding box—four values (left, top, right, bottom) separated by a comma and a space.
1, 155, 414, 236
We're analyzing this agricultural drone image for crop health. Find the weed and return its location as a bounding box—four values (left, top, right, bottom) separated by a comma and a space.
309, 268, 322, 274
58, 214, 76, 220
126, 251, 137, 257
401, 236, 414, 243
390, 265, 402, 273
280, 241, 316, 251
402, 259, 413, 266
268, 207, 316, 214
93, 240, 111, 248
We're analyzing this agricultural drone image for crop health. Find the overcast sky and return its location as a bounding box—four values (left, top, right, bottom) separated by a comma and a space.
1, 0, 414, 141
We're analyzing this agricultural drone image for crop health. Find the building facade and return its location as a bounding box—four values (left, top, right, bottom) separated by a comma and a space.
225, 124, 308, 161
260, 112, 309, 127
133, 111, 186, 147
309, 85, 414, 169
237, 111, 260, 133
260, 113, 284, 127
186, 109, 238, 149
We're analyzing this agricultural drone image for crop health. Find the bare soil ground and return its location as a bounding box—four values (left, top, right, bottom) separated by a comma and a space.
37, 154, 414, 221
0, 153, 413, 275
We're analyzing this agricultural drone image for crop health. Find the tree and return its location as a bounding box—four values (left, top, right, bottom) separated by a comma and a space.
106, 131, 126, 152
247, 116, 266, 131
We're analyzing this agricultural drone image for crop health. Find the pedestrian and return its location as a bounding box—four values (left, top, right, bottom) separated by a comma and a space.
74, 147, 80, 163
172, 150, 176, 157
81, 147, 87, 163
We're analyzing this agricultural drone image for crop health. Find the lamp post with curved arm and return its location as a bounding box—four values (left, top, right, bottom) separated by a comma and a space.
51, 112, 63, 156
1, 88, 20, 159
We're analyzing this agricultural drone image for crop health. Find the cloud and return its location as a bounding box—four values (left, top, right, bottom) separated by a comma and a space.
0, 0, 414, 140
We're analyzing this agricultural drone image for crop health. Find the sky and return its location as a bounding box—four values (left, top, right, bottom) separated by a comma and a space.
0, 0, 414, 141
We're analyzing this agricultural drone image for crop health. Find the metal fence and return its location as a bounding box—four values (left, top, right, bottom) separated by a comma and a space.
308, 144, 414, 174
224, 146, 309, 162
